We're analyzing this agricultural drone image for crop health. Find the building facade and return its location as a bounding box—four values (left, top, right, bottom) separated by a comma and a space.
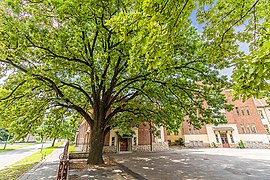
76, 121, 169, 153
170, 90, 270, 148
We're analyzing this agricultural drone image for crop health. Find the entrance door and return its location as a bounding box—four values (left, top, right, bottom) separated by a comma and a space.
120, 138, 128, 151
220, 133, 230, 148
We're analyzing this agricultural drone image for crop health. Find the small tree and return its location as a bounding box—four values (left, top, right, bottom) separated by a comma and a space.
0, 128, 9, 142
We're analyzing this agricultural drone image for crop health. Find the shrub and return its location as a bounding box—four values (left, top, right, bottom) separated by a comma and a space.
211, 142, 218, 148
238, 140, 245, 149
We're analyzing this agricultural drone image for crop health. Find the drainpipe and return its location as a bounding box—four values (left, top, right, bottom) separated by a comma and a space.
149, 121, 153, 151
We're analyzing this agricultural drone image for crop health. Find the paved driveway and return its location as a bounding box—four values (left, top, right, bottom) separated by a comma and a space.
110, 148, 270, 180
0, 142, 51, 170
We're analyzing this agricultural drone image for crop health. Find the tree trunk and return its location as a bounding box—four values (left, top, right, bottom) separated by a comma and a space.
51, 138, 56, 147
87, 126, 105, 164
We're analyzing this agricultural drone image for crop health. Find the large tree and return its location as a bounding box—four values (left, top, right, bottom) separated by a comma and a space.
0, 0, 232, 164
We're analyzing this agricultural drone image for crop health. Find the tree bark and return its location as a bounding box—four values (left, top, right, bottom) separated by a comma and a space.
51, 138, 56, 147
87, 126, 105, 164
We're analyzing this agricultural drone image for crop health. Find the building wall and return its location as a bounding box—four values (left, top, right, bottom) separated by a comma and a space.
239, 134, 269, 143
205, 124, 240, 148
76, 120, 169, 153
184, 134, 210, 147
138, 122, 154, 145
167, 128, 183, 143
256, 106, 270, 135
177, 90, 270, 148
223, 91, 266, 134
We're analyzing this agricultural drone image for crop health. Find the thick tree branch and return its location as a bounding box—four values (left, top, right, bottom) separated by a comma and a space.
60, 81, 93, 106
0, 80, 26, 101
219, 0, 259, 46
173, 0, 189, 28
25, 36, 91, 67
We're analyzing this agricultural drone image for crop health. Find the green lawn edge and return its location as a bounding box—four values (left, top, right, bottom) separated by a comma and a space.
0, 143, 34, 153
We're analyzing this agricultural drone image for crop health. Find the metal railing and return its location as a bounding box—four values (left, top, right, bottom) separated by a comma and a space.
57, 140, 69, 180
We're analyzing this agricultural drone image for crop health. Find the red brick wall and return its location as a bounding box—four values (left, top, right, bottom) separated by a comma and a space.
182, 120, 208, 135
138, 122, 155, 145
76, 120, 90, 145
181, 91, 267, 135
223, 90, 266, 134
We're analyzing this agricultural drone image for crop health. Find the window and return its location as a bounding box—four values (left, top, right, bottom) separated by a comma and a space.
133, 137, 137, 145
215, 134, 219, 143
251, 124, 257, 133
246, 125, 251, 134
258, 110, 264, 119
235, 107, 240, 116
264, 125, 270, 134
246, 106, 251, 115
241, 124, 246, 133
188, 126, 192, 134
111, 137, 115, 146
157, 130, 162, 139
241, 107, 245, 116
230, 134, 234, 143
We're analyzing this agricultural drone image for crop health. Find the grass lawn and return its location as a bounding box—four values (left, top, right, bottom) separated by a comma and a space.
68, 142, 77, 153
0, 141, 64, 180
0, 143, 34, 153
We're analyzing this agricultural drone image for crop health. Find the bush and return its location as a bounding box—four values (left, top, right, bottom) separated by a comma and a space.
9, 139, 15, 144
175, 137, 184, 146
211, 142, 218, 148
35, 136, 41, 142
238, 140, 245, 149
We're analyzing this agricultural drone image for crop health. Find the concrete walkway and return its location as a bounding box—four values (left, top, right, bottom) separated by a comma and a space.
0, 142, 51, 170
18, 145, 64, 180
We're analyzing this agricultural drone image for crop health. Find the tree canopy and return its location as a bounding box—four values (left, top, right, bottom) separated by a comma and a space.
193, 0, 270, 99
0, 0, 239, 164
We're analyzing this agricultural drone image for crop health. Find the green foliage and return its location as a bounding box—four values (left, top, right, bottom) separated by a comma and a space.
35, 136, 41, 142
238, 140, 245, 149
68, 142, 77, 153
0, 128, 10, 141
0, 0, 234, 160
195, 0, 270, 99
211, 142, 218, 148
8, 139, 15, 144
175, 137, 184, 146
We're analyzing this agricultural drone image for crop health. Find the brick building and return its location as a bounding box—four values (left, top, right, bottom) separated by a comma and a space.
75, 120, 169, 153
169, 90, 270, 148
253, 98, 270, 139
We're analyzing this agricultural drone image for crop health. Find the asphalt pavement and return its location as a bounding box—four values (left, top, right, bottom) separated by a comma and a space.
0, 142, 51, 170
109, 148, 270, 180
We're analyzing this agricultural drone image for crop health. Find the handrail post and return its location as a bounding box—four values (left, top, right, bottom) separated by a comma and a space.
57, 140, 69, 180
